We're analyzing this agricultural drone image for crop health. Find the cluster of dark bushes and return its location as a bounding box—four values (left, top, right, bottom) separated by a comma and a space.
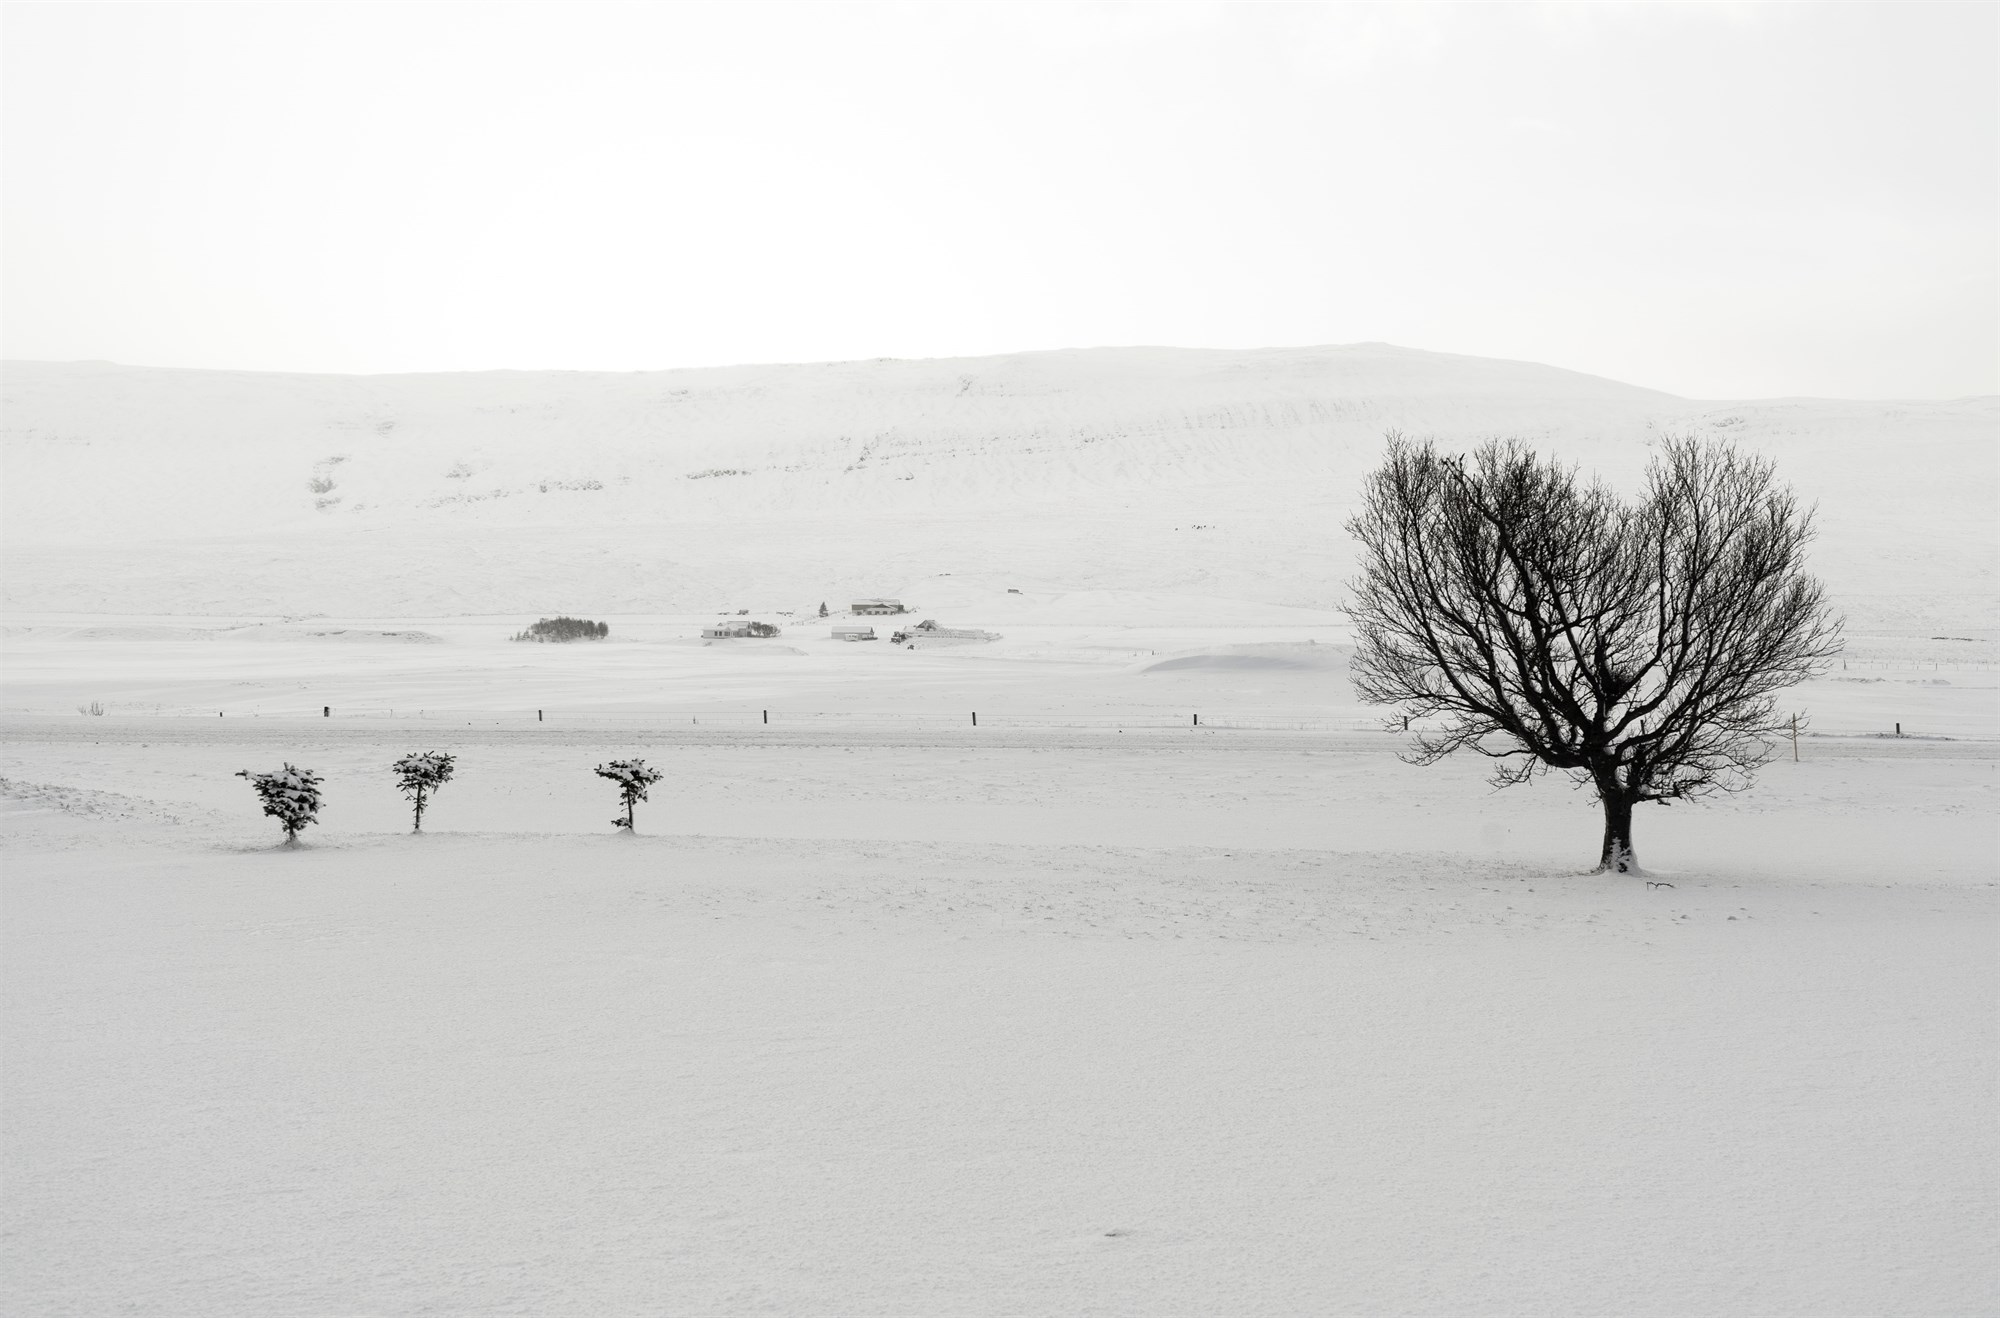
512, 616, 608, 642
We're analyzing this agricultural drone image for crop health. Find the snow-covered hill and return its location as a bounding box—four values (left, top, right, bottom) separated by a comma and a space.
3, 344, 1992, 630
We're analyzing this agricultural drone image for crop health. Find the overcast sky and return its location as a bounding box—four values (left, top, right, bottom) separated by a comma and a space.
3, 1, 1993, 398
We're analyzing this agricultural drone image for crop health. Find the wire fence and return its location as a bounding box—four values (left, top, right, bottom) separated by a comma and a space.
23, 703, 1992, 743
1830, 660, 1996, 673
151, 707, 1397, 734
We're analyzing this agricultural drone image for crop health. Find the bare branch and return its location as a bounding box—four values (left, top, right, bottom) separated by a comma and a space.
1346, 433, 1843, 870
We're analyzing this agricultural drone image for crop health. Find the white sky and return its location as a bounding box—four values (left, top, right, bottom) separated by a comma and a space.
2, 0, 1994, 398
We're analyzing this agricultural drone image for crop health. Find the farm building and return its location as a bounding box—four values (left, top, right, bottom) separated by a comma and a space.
850, 599, 905, 615
892, 620, 1001, 648
831, 624, 877, 641
702, 620, 780, 639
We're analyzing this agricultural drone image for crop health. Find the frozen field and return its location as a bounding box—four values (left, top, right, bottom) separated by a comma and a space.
4, 346, 1995, 1311
3, 612, 1996, 1316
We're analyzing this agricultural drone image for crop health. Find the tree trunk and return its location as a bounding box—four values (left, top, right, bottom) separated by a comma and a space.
413, 789, 426, 832
1596, 791, 1637, 874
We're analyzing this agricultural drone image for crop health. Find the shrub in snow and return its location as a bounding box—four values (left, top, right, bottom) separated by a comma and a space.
745, 621, 780, 637
236, 763, 323, 845
594, 758, 664, 831
512, 616, 609, 642
390, 751, 456, 832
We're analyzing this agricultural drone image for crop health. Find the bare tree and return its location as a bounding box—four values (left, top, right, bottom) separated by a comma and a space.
1347, 434, 1842, 873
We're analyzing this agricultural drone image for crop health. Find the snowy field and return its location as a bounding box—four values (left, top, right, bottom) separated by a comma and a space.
4, 347, 1996, 1313
3, 609, 1996, 1316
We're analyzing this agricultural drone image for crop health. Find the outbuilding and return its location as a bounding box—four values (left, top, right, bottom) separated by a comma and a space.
832, 624, 877, 641
850, 599, 905, 615
702, 620, 780, 639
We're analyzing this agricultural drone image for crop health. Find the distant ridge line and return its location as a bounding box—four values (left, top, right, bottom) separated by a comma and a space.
1, 341, 1685, 400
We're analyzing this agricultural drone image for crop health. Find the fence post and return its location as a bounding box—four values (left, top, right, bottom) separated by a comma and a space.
1790, 714, 1798, 762
972, 711, 978, 727
763, 709, 768, 724
538, 709, 543, 722
323, 706, 329, 718
1193, 713, 1199, 727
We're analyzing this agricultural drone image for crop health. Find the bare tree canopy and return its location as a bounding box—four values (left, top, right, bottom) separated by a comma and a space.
1347, 434, 1843, 873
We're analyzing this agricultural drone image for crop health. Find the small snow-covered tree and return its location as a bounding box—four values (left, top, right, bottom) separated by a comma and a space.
236, 763, 323, 845
391, 751, 456, 831
818, 601, 829, 617
594, 758, 664, 830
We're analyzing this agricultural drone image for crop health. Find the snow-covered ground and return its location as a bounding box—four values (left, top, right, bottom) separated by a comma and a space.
3, 346, 1996, 1313
4, 346, 1994, 633
4, 617, 1995, 1315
